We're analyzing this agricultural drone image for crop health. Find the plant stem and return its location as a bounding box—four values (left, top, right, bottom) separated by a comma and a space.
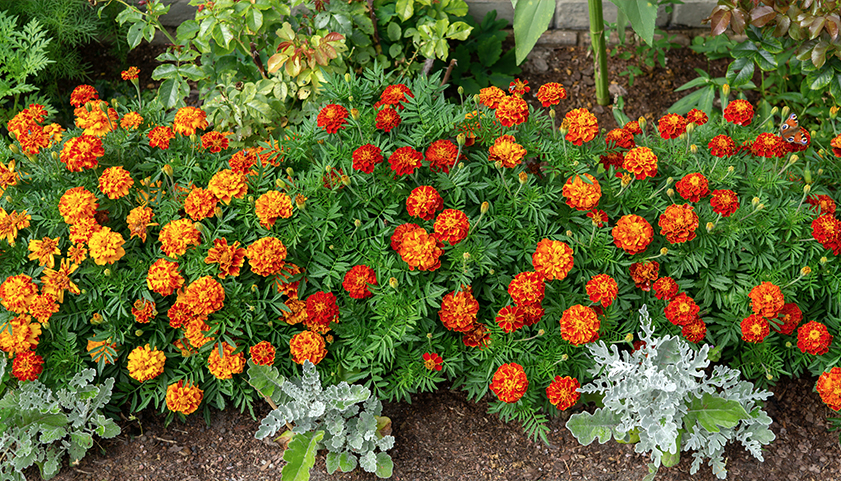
587, 0, 610, 106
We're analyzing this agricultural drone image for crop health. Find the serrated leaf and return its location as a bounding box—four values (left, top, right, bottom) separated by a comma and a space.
565, 408, 621, 445
281, 430, 323, 481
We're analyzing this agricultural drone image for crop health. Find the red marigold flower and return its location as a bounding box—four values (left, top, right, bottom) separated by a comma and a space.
490, 363, 528, 403
255, 190, 293, 229
184, 187, 218, 222
29, 293, 59, 323
562, 173, 601, 211
797, 320, 833, 355
342, 265, 377, 300
375, 106, 401, 132
182, 276, 226, 317
146, 259, 184, 296
629, 261, 659, 291
653, 276, 679, 301
750, 132, 787, 158
624, 120, 642, 135
406, 186, 443, 221
426, 139, 459, 173
664, 292, 699, 326
12, 350, 44, 382
586, 274, 618, 307
771, 302, 802, 335
812, 214, 841, 254
604, 128, 635, 150
391, 223, 422, 251
659, 204, 699, 244
536, 82, 566, 107
832, 134, 841, 157
60, 135, 105, 172
433, 209, 469, 245
228, 148, 259, 175
148, 125, 176, 149
612, 214, 653, 255
98, 166, 133, 200
488, 134, 526, 168
121, 67, 140, 80
205, 238, 246, 279
563, 108, 598, 146
587, 209, 608, 227
675, 173, 709, 202
478, 86, 506, 109
724, 99, 754, 126
546, 375, 580, 410
508, 271, 545, 306
462, 322, 491, 348
305, 291, 340, 333
159, 219, 200, 258
398, 227, 443, 271
532, 239, 574, 281
560, 304, 600, 345
520, 302, 544, 326
682, 317, 707, 343
173, 106, 208, 136
508, 78, 530, 96
439, 286, 480, 333
322, 167, 345, 190
290, 330, 328, 365
806, 195, 836, 216
599, 151, 625, 171
250, 340, 276, 366
658, 113, 688, 140
317, 104, 348, 133
70, 85, 98, 107
708, 134, 736, 157
686, 109, 708, 126
495, 305, 526, 333
423, 352, 443, 371
741, 314, 770, 343
389, 146, 423, 176
710, 189, 739, 217
166, 380, 203, 415
131, 299, 157, 323
749, 282, 784, 318
623, 146, 658, 180
816, 367, 841, 411
246, 237, 287, 276
352, 143, 383, 174
495, 95, 529, 128
201, 131, 229, 153
374, 84, 414, 110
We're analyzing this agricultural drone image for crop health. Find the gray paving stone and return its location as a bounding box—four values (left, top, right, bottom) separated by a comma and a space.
671, 1, 718, 28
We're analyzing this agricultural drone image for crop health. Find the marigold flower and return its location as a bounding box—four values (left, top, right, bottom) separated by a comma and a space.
495, 95, 529, 128
0, 274, 37, 314
121, 111, 143, 130
664, 292, 699, 327
201, 131, 229, 153
131, 299, 157, 323
629, 261, 659, 291
772, 302, 802, 335
204, 238, 246, 279
812, 214, 841, 254
228, 148, 259, 175
11, 351, 44, 382
612, 214, 653, 255
40, 259, 80, 304
60, 135, 105, 172
682, 317, 707, 343
519, 302, 544, 326
148, 125, 176, 149
708, 189, 739, 218
723, 99, 754, 126
546, 375, 580, 410
686, 109, 708, 125
404, 186, 442, 221
207, 342, 245, 379
622, 120, 641, 135
741, 314, 770, 343
280, 298, 307, 325
495, 305, 525, 333
816, 367, 841, 411
488, 135, 526, 168
255, 191, 293, 229
0, 314, 40, 356
560, 304, 600, 345
490, 363, 528, 403
390, 223, 422, 251
675, 173, 708, 202
623, 146, 658, 180
439, 286, 480, 333
88, 227, 125, 266
398, 227, 443, 271
207, 169, 247, 204
246, 237, 287, 276
250, 341, 276, 366
317, 104, 348, 133
343, 265, 377, 300
27, 236, 61, 269
127, 344, 166, 382
508, 271, 545, 306
582, 273, 615, 307
70, 85, 98, 107
290, 330, 328, 365
75, 104, 118, 140
536, 82, 566, 107
749, 282, 784, 318
658, 113, 688, 139
375, 106, 401, 132
183, 187, 218, 222
563, 108, 598, 146
462, 322, 491, 348
432, 209, 469, 246
426, 139, 459, 173
832, 134, 841, 157
183, 315, 214, 349
604, 128, 635, 150
305, 291, 339, 333
173, 106, 208, 136
352, 143, 383, 174
562, 173, 601, 211
374, 84, 414, 110
0, 208, 30, 246
587, 209, 608, 227
273, 263, 304, 298
508, 78, 530, 96
478, 86, 506, 109
707, 134, 736, 157
159, 219, 201, 258
166, 380, 203, 415
806, 195, 836, 216
797, 320, 833, 355
423, 352, 443, 371
659, 204, 699, 244
29, 293, 59, 323
57, 188, 98, 226
653, 276, 678, 301
750, 132, 787, 158
96, 166, 133, 200
121, 66, 139, 80
389, 146, 423, 176
532, 239, 574, 281
182, 276, 226, 317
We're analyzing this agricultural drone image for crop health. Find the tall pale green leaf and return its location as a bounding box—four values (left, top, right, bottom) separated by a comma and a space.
565, 408, 621, 445
512, 0, 555, 65
281, 430, 324, 481
609, 0, 658, 46
684, 393, 749, 434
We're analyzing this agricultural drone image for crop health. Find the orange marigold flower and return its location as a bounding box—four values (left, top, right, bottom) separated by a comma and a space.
88, 227, 126, 265
708, 134, 735, 157
0, 274, 38, 314
131, 299, 157, 323
255, 191, 293, 229
508, 271, 545, 306
305, 291, 339, 333
0, 209, 31, 246
710, 189, 739, 217
184, 187, 218, 222
462, 322, 491, 348
623, 146, 658, 180
478, 86, 506, 109
74, 101, 118, 136
60, 135, 105, 172
374, 84, 414, 110
121, 111, 143, 130
686, 109, 708, 125
562, 173, 601, 211
375, 106, 401, 132
389, 146, 423, 176
166, 380, 203, 415
423, 352, 443, 371
433, 209, 469, 245
604, 128, 635, 150
127, 344, 166, 382
167, 301, 195, 330
807, 195, 837, 216
750, 132, 787, 158
560, 304, 600, 345
426, 139, 459, 173
207, 342, 245, 380
749, 282, 784, 318
675, 173, 709, 202
832, 134, 841, 157
40, 259, 80, 304
250, 341, 276, 366
599, 152, 625, 171
658, 113, 687, 139
495, 305, 525, 333
207, 169, 247, 205
772, 302, 802, 335
246, 237, 287, 276
812, 214, 841, 254
495, 95, 529, 128
390, 223, 422, 251
126, 206, 156, 243
27, 236, 61, 269
290, 330, 328, 365
317, 104, 348, 133
546, 375, 580, 410
398, 227, 443, 271
148, 125, 176, 149
612, 214, 653, 255
723, 99, 754, 126
342, 265, 377, 300
490, 363, 528, 403
12, 351, 44, 382
508, 78, 530, 96
520, 302, 545, 326
159, 219, 201, 258
586, 274, 618, 307
439, 286, 480, 333
16, 125, 50, 155
29, 293, 59, 323
173, 106, 208, 136
121, 66, 140, 80
201, 131, 229, 153
228, 148, 259, 175
741, 314, 770, 343
406, 186, 443, 221
664, 292, 699, 327
659, 204, 699, 244
536, 82, 566, 107
456, 111, 481, 147
0, 315, 41, 355
281, 298, 307, 325
682, 317, 707, 343
797, 321, 833, 355
532, 239, 574, 281
563, 108, 598, 146
624, 120, 642, 135
98, 166, 133, 200
352, 143, 383, 173
205, 238, 246, 279
587, 209, 608, 227
70, 85, 98, 107
653, 276, 678, 301
488, 134, 526, 168
816, 367, 841, 411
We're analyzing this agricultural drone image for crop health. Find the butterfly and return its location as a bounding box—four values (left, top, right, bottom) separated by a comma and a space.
780, 113, 809, 145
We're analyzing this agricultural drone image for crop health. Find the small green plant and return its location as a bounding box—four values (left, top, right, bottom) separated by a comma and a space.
0, 9, 53, 118
249, 360, 395, 480
449, 10, 521, 96
607, 29, 682, 87
0, 363, 120, 480
566, 306, 775, 480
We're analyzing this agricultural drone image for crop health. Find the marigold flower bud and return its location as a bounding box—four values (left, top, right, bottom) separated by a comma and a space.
495, 160, 504, 169
354, 219, 361, 227
679, 133, 687, 141
660, 247, 668, 256
25, 153, 35, 162
458, 86, 464, 95
518, 172, 528, 185
766, 373, 773, 380
830, 106, 839, 119
90, 313, 103, 325
463, 252, 471, 260
326, 334, 334, 343
251, 284, 258, 292
427, 332, 433, 339
538, 329, 545, 336
722, 83, 730, 96
624, 333, 634, 342
666, 177, 674, 185
104, 268, 111, 276
780, 106, 790, 119
348, 96, 353, 102
473, 94, 481, 103
820, 256, 828, 265
341, 175, 351, 187
706, 222, 714, 232
85, 101, 93, 112
135, 330, 143, 337
456, 133, 466, 146
690, 144, 698, 154
162, 164, 173, 177
190, 133, 196, 143
549, 109, 556, 119
325, 165, 332, 172
686, 122, 695, 134
328, 244, 334, 250
566, 230, 573, 237
751, 196, 760, 207
817, 168, 824, 175
350, 108, 359, 120
572, 160, 579, 167
248, 195, 254, 204
801, 266, 811, 276
286, 167, 294, 176
295, 194, 307, 210
757, 203, 764, 210
51, 151, 58, 161
803, 185, 811, 194
344, 73, 351, 82
561, 354, 569, 361
559, 126, 568, 135
621, 174, 632, 187
727, 165, 734, 173
666, 188, 674, 198
789, 154, 798, 164
389, 277, 398, 289
785, 341, 792, 348
489, 269, 495, 274
8, 144, 18, 154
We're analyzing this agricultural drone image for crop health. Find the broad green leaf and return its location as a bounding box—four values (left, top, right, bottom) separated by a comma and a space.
565, 408, 621, 445
281, 430, 324, 481
326, 452, 341, 474
388, 43, 403, 58
213, 23, 235, 49
179, 65, 205, 82
476, 36, 502, 66
731, 40, 758, 59
339, 452, 358, 472
396, 0, 414, 21
152, 63, 178, 80
68, 432, 93, 463
610, 0, 658, 46
446, 21, 472, 41
127, 23, 144, 50
157, 78, 189, 109
176, 19, 200, 40
753, 49, 777, 71
246, 8, 263, 32
375, 452, 393, 478
807, 68, 833, 90
387, 22, 402, 42
684, 393, 749, 434
513, 0, 554, 64
445, 0, 469, 16
829, 74, 841, 101
726, 57, 755, 88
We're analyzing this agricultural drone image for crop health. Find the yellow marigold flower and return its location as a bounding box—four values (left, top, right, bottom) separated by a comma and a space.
255, 191, 294, 229
159, 219, 201, 258
289, 330, 328, 365
74, 101, 119, 137
166, 380, 203, 415
0, 274, 38, 314
127, 344, 166, 382
0, 314, 41, 355
183, 316, 213, 349
488, 135, 526, 168
148, 125, 176, 149
560, 304, 600, 345
58, 187, 98, 224
88, 227, 126, 265
40, 258, 81, 304
562, 173, 601, 211
43, 123, 64, 146
246, 237, 287, 276
173, 106, 209, 136
126, 206, 156, 243
0, 209, 30, 246
98, 166, 134, 200
250, 341, 276, 366
532, 239, 574, 281
205, 238, 246, 279
121, 111, 143, 130
208, 169, 247, 205
69, 84, 98, 107
27, 236, 61, 269
207, 342, 245, 380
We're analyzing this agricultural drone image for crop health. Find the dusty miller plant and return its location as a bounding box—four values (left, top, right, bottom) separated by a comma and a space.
566, 305, 775, 480
249, 360, 394, 480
